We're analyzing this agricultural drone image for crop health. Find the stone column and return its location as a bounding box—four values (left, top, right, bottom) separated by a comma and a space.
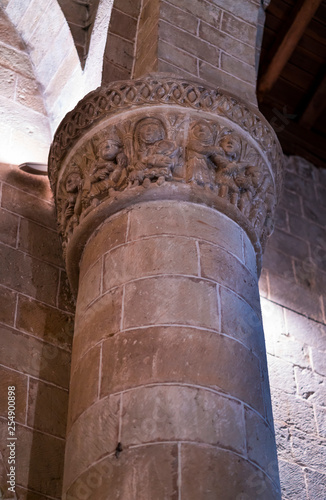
48, 76, 283, 499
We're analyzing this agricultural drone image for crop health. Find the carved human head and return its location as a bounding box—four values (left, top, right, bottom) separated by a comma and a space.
98, 139, 122, 161
191, 121, 215, 144
65, 166, 81, 193
98, 128, 122, 161
219, 133, 241, 159
137, 117, 165, 144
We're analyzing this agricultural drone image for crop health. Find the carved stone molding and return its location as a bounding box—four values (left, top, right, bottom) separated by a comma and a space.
48, 75, 283, 291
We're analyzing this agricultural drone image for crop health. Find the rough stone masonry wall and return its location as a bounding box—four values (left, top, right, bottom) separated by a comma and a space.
103, 0, 263, 105
260, 156, 326, 500
0, 163, 74, 499
0, 7, 51, 165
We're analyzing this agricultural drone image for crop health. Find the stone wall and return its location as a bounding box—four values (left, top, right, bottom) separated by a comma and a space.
261, 156, 326, 500
0, 8, 51, 165
0, 163, 74, 499
103, 0, 263, 105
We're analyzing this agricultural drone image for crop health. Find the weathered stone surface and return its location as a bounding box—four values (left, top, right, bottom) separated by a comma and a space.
160, 20, 219, 66
245, 407, 279, 475
269, 272, 324, 323
220, 286, 265, 357
0, 366, 27, 424
243, 230, 257, 275
16, 295, 73, 349
181, 443, 280, 499
58, 269, 76, 313
68, 345, 100, 430
123, 276, 219, 330
104, 236, 198, 291
295, 367, 326, 407
0, 324, 70, 388
80, 211, 128, 275
76, 258, 102, 312
48, 75, 282, 500
28, 378, 68, 438
1, 183, 56, 229
18, 218, 63, 267
0, 207, 19, 247
121, 385, 246, 453
0, 243, 59, 306
0, 285, 16, 326
64, 395, 120, 492
65, 444, 178, 500
305, 468, 326, 500
101, 326, 264, 413
278, 460, 306, 500
311, 347, 326, 377
291, 429, 326, 470
199, 241, 260, 314
221, 11, 257, 46
271, 389, 316, 435
285, 309, 326, 352
315, 406, 326, 438
73, 287, 122, 362
128, 202, 244, 260
267, 355, 296, 394
0, 421, 65, 498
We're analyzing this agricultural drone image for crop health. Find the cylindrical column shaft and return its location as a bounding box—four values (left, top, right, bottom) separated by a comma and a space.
63, 200, 280, 499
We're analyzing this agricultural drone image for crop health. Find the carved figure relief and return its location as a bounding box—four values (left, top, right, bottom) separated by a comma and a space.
186, 121, 220, 186
58, 164, 83, 249
55, 110, 277, 251
128, 117, 181, 186
83, 127, 128, 208
214, 133, 243, 204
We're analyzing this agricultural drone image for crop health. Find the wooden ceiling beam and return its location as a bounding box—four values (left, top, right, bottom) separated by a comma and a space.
300, 71, 326, 129
258, 0, 323, 101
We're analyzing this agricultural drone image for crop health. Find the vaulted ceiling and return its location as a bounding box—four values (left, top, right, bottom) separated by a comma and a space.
258, 0, 326, 168
57, 0, 101, 67
58, 0, 326, 168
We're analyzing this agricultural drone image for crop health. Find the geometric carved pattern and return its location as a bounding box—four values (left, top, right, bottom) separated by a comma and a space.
48, 76, 283, 260
48, 75, 284, 194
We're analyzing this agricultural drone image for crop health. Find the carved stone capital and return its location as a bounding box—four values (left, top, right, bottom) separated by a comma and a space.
48, 75, 283, 292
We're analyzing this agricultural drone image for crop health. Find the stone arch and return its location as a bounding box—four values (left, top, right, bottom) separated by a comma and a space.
4, 0, 113, 132
0, 7, 51, 164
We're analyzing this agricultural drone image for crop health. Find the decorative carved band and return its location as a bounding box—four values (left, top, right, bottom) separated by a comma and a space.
48, 75, 283, 195
55, 110, 276, 253
48, 75, 283, 274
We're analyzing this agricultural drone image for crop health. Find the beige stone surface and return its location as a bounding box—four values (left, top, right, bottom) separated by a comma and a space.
103, 236, 198, 291
64, 444, 178, 500
199, 241, 260, 314
128, 202, 244, 261
0, 324, 70, 388
73, 287, 122, 362
80, 211, 128, 276
27, 378, 68, 438
64, 395, 120, 492
181, 443, 280, 499
0, 243, 59, 306
76, 258, 102, 313
123, 276, 219, 330
0, 420, 65, 498
0, 285, 16, 326
101, 327, 264, 414
0, 366, 27, 424
245, 407, 279, 475
68, 345, 101, 430
16, 295, 73, 349
121, 385, 246, 453
220, 286, 266, 357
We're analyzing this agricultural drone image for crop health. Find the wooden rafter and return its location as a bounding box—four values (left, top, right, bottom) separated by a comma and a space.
258, 0, 323, 100
300, 70, 326, 129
